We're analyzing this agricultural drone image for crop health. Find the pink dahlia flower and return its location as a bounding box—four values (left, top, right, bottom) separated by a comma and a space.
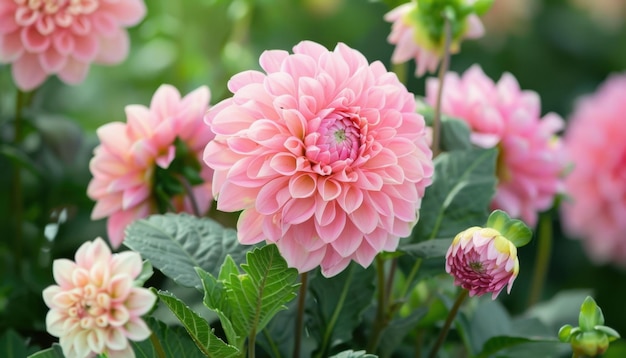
426, 65, 565, 227
561, 73, 626, 265
204, 41, 433, 277
445, 226, 519, 299
384, 2, 484, 77
0, 0, 146, 91
87, 84, 214, 248
43, 238, 156, 358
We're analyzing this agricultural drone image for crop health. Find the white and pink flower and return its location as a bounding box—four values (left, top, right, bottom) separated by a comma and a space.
426, 65, 565, 227
87, 84, 214, 248
0, 0, 146, 90
43, 238, 156, 358
204, 40, 433, 277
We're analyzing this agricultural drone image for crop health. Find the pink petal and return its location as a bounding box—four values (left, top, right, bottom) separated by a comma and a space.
20, 26, 50, 52
57, 57, 90, 85
95, 27, 129, 64
12, 53, 48, 90
38, 48, 67, 72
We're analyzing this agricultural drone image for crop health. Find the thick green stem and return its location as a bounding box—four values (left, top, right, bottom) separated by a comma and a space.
149, 331, 167, 358
427, 289, 468, 358
431, 16, 453, 158
11, 90, 27, 273
528, 213, 552, 307
248, 332, 256, 358
367, 256, 389, 353
293, 272, 308, 358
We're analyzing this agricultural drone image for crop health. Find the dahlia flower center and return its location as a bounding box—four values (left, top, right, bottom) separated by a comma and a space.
469, 261, 485, 273
305, 112, 362, 167
14, 0, 99, 34
67, 284, 111, 328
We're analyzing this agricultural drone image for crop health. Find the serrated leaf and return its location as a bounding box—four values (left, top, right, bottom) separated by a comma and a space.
224, 244, 299, 348
2, 330, 28, 358
124, 213, 251, 288
157, 290, 239, 358
329, 350, 378, 358
197, 267, 240, 348
26, 345, 64, 358
308, 264, 376, 357
219, 256, 240, 282
400, 238, 452, 258
412, 148, 497, 242
131, 317, 205, 358
476, 336, 561, 358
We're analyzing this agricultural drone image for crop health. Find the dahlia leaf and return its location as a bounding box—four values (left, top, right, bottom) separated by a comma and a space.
131, 317, 205, 358
197, 267, 240, 349
307, 264, 376, 357
156, 290, 239, 358
400, 238, 453, 258
26, 344, 64, 358
475, 336, 562, 358
124, 213, 252, 289
377, 307, 428, 357
133, 260, 154, 286
329, 350, 378, 358
223, 244, 300, 350
411, 147, 498, 242
440, 116, 473, 151
2, 330, 29, 358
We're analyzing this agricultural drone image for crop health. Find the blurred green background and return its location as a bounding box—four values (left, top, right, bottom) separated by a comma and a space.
2, 0, 626, 354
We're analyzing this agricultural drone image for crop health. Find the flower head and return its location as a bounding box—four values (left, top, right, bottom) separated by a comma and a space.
43, 238, 156, 358
88, 84, 214, 248
426, 65, 565, 227
561, 73, 626, 266
445, 226, 519, 299
204, 41, 433, 277
384, 1, 484, 77
0, 0, 146, 91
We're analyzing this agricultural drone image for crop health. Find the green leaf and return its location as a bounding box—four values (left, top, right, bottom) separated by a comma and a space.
26, 344, 64, 358
2, 330, 28, 358
486, 210, 532, 248
378, 308, 427, 357
223, 244, 299, 349
400, 238, 452, 258
440, 116, 473, 151
476, 336, 561, 358
412, 147, 497, 243
134, 260, 154, 286
308, 264, 376, 357
468, 299, 513, 354
156, 290, 239, 358
329, 350, 378, 358
124, 213, 252, 288
131, 317, 205, 358
197, 267, 240, 348
579, 296, 605, 331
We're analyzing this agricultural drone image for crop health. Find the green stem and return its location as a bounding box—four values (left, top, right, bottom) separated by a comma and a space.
427, 289, 468, 358
527, 213, 552, 307
149, 331, 167, 358
431, 15, 453, 158
367, 256, 388, 353
248, 332, 256, 358
262, 329, 281, 358
293, 272, 308, 358
177, 175, 202, 217
399, 258, 423, 300
12, 89, 27, 273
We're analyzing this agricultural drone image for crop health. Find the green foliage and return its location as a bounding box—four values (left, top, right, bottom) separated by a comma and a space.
131, 317, 205, 358
1, 330, 30, 358
400, 238, 453, 258
124, 213, 252, 288
329, 350, 378, 358
411, 147, 498, 242
26, 344, 64, 358
486, 210, 533, 248
156, 290, 240, 358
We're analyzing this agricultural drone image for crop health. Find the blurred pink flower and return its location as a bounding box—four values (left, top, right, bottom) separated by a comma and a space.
446, 226, 519, 299
43, 238, 156, 358
0, 0, 146, 91
426, 65, 565, 227
204, 41, 433, 277
561, 73, 626, 265
384, 2, 484, 77
88, 84, 214, 248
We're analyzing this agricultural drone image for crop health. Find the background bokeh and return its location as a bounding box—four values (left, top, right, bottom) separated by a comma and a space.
2, 0, 626, 354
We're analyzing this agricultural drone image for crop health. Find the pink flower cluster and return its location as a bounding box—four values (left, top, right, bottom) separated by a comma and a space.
43, 238, 156, 358
384, 2, 484, 77
88, 84, 214, 248
426, 65, 565, 227
561, 73, 626, 266
0, 0, 146, 90
446, 226, 519, 299
204, 41, 433, 277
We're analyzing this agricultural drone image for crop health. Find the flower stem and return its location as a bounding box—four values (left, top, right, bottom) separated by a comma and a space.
367, 255, 389, 353
527, 213, 552, 307
248, 332, 256, 358
150, 331, 167, 358
11, 89, 27, 273
427, 289, 468, 358
293, 272, 308, 358
177, 175, 202, 217
431, 15, 453, 158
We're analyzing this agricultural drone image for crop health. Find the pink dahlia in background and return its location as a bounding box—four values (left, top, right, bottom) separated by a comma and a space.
204, 40, 433, 277
384, 2, 484, 77
43, 238, 156, 358
0, 0, 146, 91
426, 65, 565, 227
88, 84, 214, 248
561, 73, 626, 266
446, 226, 519, 299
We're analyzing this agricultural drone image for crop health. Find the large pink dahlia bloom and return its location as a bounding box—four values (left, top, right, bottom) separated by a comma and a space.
0, 0, 146, 91
446, 227, 519, 299
384, 2, 484, 77
43, 238, 156, 358
426, 65, 565, 227
88, 84, 214, 248
204, 41, 434, 277
561, 73, 626, 265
